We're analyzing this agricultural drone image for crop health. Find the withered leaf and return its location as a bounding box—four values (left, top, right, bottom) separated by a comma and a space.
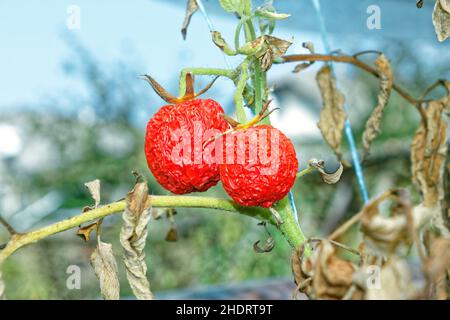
120, 179, 153, 300
181, 0, 199, 40
309, 158, 344, 184
240, 35, 291, 71
165, 225, 178, 242
360, 190, 435, 256
77, 222, 98, 242
362, 54, 393, 160
84, 179, 101, 208
312, 241, 360, 299
258, 35, 292, 71
293, 63, 313, 73
292, 241, 363, 300
291, 245, 314, 298
264, 35, 292, 58
423, 232, 450, 299
433, 0, 450, 42
253, 237, 275, 253
411, 101, 448, 207
365, 258, 416, 300
316, 65, 347, 161
90, 239, 120, 300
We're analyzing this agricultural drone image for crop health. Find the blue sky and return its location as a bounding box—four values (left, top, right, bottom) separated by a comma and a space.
0, 1, 241, 108
0, 0, 448, 111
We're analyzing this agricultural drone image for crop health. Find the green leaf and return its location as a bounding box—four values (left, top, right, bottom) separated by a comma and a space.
255, 9, 290, 20
240, 0, 252, 15
219, 0, 239, 13
219, 0, 251, 15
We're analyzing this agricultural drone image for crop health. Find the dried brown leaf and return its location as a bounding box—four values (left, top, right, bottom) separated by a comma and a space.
84, 179, 101, 208
165, 225, 178, 242
77, 222, 98, 242
239, 35, 291, 71
433, 0, 450, 42
292, 241, 363, 300
365, 258, 416, 300
181, 0, 198, 40
293, 63, 312, 73
90, 239, 120, 300
120, 180, 153, 300
411, 101, 448, 207
291, 245, 314, 298
362, 54, 393, 160
258, 36, 292, 71
309, 158, 343, 184
423, 232, 450, 299
316, 65, 347, 161
264, 35, 292, 59
360, 190, 435, 256
312, 241, 361, 300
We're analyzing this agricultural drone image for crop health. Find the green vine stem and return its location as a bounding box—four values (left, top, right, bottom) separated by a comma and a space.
243, 20, 265, 118
0, 195, 275, 263
233, 58, 250, 123
179, 67, 236, 97
273, 198, 309, 253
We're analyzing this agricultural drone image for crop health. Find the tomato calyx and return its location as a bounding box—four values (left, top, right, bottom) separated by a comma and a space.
141, 73, 219, 104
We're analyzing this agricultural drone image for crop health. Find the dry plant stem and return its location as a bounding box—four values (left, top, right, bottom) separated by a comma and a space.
0, 196, 274, 263
0, 216, 17, 235
282, 54, 423, 108
328, 210, 365, 241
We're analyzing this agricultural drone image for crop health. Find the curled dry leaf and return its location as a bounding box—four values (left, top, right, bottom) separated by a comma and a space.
165, 225, 178, 242
291, 245, 314, 298
432, 0, 450, 42
291, 241, 363, 300
362, 54, 393, 160
84, 179, 101, 208
239, 35, 292, 71
90, 238, 120, 300
360, 189, 435, 257
308, 158, 344, 184
423, 232, 450, 299
316, 65, 347, 162
253, 237, 275, 253
364, 257, 416, 300
258, 35, 292, 71
78, 179, 102, 240
293, 42, 315, 73
77, 222, 98, 242
411, 100, 448, 208
120, 179, 154, 300
181, 0, 199, 40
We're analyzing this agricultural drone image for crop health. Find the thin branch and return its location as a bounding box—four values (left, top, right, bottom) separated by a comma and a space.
0, 216, 17, 235
328, 210, 364, 241
419, 79, 449, 100
0, 195, 274, 263
281, 54, 425, 109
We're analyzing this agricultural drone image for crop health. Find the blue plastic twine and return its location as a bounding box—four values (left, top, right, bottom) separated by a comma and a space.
311, 0, 369, 203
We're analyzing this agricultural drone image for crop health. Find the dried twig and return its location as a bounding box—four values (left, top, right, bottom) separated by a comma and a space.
281, 53, 433, 109
0, 216, 17, 235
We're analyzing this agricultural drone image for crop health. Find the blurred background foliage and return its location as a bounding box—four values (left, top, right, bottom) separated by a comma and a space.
0, 0, 449, 299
